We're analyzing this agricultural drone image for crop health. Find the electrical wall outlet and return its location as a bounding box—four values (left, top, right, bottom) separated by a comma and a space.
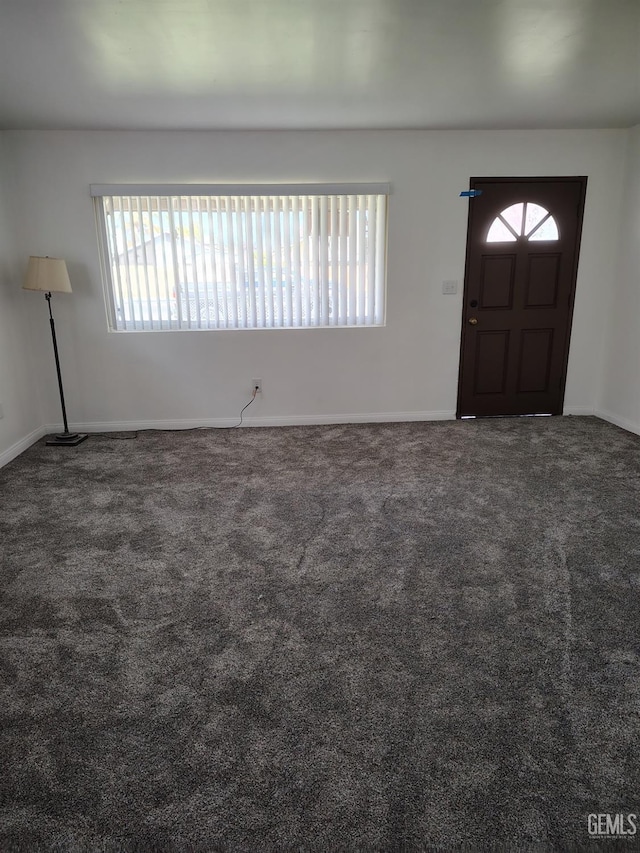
442, 280, 458, 295
252, 378, 262, 393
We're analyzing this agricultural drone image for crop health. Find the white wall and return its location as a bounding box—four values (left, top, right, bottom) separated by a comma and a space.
3, 129, 627, 432
0, 133, 42, 465
598, 125, 640, 434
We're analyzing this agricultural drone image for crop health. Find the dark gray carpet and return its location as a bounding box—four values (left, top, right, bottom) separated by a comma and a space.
1, 416, 639, 852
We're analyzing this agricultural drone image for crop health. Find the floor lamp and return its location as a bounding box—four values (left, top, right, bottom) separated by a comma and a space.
22, 256, 88, 447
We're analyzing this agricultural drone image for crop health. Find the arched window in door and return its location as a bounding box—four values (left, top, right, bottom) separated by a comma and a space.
486, 202, 559, 242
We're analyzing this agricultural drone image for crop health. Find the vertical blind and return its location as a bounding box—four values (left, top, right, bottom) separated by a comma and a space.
92, 185, 389, 331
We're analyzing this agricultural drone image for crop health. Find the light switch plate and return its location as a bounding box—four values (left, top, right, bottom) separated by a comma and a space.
442, 280, 458, 295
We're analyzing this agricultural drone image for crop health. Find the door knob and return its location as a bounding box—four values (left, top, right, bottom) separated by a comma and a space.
468, 317, 478, 325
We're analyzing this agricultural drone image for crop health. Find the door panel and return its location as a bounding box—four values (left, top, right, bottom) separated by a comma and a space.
474, 331, 510, 394
457, 178, 587, 418
525, 255, 561, 308
517, 329, 553, 393
480, 256, 515, 309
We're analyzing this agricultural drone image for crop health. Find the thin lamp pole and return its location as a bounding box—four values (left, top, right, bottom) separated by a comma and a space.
45, 290, 71, 435
42, 291, 87, 445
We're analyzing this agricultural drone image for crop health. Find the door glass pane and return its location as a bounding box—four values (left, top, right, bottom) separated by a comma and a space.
500, 203, 524, 234
486, 218, 517, 242
529, 216, 559, 241
524, 203, 549, 237
486, 201, 560, 243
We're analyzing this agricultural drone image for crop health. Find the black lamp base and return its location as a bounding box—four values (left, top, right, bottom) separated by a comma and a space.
46, 432, 88, 447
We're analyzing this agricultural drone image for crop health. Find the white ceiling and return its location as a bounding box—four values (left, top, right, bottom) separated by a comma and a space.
0, 0, 638, 131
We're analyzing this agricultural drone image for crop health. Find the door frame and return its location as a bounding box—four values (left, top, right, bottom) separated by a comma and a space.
456, 176, 588, 419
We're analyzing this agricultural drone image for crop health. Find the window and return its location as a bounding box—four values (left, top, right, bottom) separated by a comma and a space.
92, 183, 389, 331
486, 202, 559, 243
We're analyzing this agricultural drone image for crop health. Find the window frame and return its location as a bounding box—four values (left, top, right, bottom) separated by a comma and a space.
92, 183, 390, 333
485, 201, 560, 243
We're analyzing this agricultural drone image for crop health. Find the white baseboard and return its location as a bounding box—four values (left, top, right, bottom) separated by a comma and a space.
58, 410, 457, 434
562, 406, 640, 436
10, 409, 634, 469
243, 410, 457, 427
0, 426, 47, 469
594, 409, 640, 437
563, 406, 594, 416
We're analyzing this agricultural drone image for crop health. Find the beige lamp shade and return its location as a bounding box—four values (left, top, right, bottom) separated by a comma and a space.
22, 256, 72, 293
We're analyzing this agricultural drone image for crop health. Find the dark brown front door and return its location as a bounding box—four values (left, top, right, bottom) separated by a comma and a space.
457, 177, 587, 418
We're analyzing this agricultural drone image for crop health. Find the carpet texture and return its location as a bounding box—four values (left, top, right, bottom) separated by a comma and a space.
1, 416, 639, 852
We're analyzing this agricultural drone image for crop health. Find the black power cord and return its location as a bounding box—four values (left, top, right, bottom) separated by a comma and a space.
87, 387, 260, 440
229, 387, 258, 429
